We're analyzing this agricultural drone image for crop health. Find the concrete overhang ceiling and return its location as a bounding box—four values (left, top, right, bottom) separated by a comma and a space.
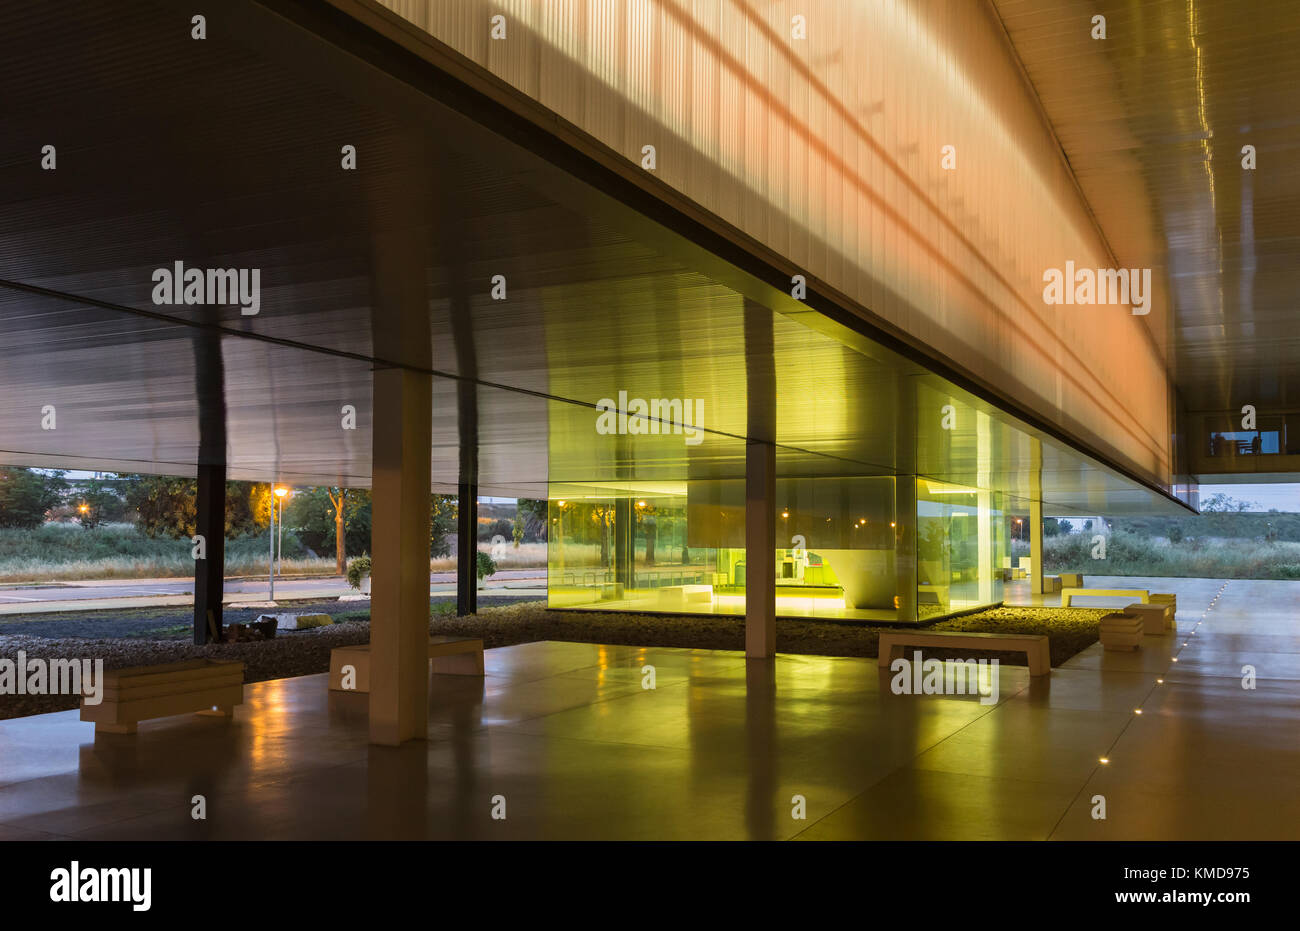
992, 0, 1300, 413
0, 0, 1188, 515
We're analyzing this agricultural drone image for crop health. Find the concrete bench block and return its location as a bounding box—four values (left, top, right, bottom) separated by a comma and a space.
877, 629, 1050, 676
1126, 603, 1170, 634
330, 637, 485, 693
80, 659, 244, 735
264, 613, 333, 630
1062, 588, 1148, 607
656, 584, 713, 609
1099, 612, 1143, 651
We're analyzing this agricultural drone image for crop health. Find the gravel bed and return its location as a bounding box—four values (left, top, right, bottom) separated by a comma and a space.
0, 593, 529, 640
426, 602, 1109, 666
0, 601, 1106, 721
0, 621, 372, 720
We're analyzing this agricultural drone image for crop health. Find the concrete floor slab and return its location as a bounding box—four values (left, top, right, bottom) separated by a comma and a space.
0, 576, 1295, 839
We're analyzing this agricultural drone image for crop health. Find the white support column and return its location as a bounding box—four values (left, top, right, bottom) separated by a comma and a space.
1031, 437, 1044, 597
977, 411, 993, 604
745, 439, 776, 658
369, 366, 432, 746
894, 475, 918, 622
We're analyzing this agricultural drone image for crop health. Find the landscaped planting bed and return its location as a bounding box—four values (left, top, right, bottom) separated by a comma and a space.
0, 601, 1109, 720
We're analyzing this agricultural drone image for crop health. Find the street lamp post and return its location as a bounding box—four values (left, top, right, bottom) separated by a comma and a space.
269, 486, 289, 595
268, 497, 275, 601
275, 488, 289, 576
272, 487, 289, 593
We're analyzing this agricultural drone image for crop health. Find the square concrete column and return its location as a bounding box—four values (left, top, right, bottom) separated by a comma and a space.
894, 373, 918, 622
193, 462, 225, 644
1030, 496, 1045, 596
978, 488, 994, 604
976, 410, 993, 605
1030, 437, 1044, 596
745, 439, 776, 658
369, 366, 432, 746
456, 479, 477, 616
894, 474, 918, 622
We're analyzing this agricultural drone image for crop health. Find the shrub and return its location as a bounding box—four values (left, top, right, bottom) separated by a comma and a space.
476, 551, 497, 581
346, 555, 372, 589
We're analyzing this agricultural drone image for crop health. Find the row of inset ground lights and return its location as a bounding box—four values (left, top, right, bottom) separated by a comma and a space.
1096, 581, 1229, 767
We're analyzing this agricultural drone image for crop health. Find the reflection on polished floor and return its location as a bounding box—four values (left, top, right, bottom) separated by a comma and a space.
552, 589, 902, 623
0, 578, 1296, 841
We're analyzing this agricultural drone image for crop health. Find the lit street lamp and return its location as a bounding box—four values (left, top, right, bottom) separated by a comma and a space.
269, 485, 289, 600
274, 486, 289, 577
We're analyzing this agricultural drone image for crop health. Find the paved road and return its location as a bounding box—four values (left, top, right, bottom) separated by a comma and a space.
0, 569, 547, 615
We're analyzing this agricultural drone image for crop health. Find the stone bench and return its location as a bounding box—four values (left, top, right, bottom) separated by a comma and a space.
877, 629, 1051, 676
329, 636, 484, 693
1059, 572, 1084, 587
656, 584, 713, 609
1043, 575, 1063, 593
1125, 602, 1171, 634
1099, 612, 1143, 651
1061, 587, 1149, 607
80, 659, 244, 736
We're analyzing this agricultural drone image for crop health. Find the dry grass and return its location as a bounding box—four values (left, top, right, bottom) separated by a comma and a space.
430, 542, 549, 571
0, 555, 338, 583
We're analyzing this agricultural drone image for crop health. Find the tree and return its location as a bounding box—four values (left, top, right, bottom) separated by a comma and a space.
326, 488, 348, 573
517, 498, 548, 542
1057, 519, 1073, 535
1199, 493, 1255, 538
1043, 517, 1062, 537
278, 489, 455, 561
431, 494, 456, 557
1200, 493, 1253, 514
284, 487, 372, 565
0, 468, 67, 529
124, 474, 271, 539
284, 487, 367, 573
636, 501, 659, 565
74, 477, 124, 530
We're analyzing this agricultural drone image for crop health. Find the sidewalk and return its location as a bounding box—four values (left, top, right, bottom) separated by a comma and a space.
0, 570, 546, 616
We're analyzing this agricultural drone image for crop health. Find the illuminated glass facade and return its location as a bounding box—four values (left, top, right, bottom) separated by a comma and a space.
545, 473, 1008, 623
542, 325, 1024, 623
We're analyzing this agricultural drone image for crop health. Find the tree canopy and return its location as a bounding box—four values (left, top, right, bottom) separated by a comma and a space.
0, 468, 67, 529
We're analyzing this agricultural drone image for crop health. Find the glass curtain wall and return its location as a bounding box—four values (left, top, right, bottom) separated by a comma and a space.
916, 479, 1006, 616
545, 473, 1006, 622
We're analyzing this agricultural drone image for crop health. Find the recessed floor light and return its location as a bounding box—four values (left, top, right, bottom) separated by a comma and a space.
1099, 757, 1110, 764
